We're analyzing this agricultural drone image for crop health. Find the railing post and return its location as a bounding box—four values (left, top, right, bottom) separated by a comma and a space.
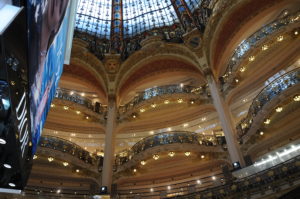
206, 73, 245, 168
101, 95, 117, 193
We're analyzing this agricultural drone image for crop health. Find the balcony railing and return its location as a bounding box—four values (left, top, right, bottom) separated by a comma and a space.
115, 131, 225, 167
166, 156, 300, 199
38, 136, 97, 165
236, 68, 300, 139
221, 11, 300, 94
55, 88, 106, 114
119, 84, 211, 117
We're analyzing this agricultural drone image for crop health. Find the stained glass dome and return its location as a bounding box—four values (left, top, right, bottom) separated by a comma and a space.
75, 0, 212, 58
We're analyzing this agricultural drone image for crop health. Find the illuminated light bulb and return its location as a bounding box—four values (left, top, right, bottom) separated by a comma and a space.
63, 106, 69, 110
92, 94, 97, 97
48, 157, 54, 162
201, 117, 206, 122
33, 155, 38, 160
294, 95, 300, 101
167, 127, 172, 131
63, 162, 69, 167
153, 154, 159, 160
239, 67, 246, 72
50, 103, 55, 108
262, 44, 268, 51
151, 103, 157, 108
132, 113, 137, 118
3, 164, 11, 169
167, 186, 171, 190
8, 183, 16, 187
81, 93, 85, 97
57, 189, 61, 194
177, 98, 183, 103
141, 160, 146, 165
86, 116, 89, 120
180, 83, 184, 88
235, 78, 239, 83
183, 123, 189, 127
164, 100, 170, 104
275, 106, 283, 112
76, 111, 81, 114
242, 99, 247, 103
70, 91, 74, 95
294, 30, 298, 35
190, 99, 195, 104
168, 151, 175, 157
264, 119, 271, 124
139, 108, 145, 113
133, 169, 137, 173
149, 131, 154, 135
277, 35, 284, 42
212, 176, 216, 180
84, 147, 87, 150
260, 131, 264, 136
150, 188, 154, 192
248, 56, 255, 62
76, 169, 80, 173
197, 180, 201, 184
201, 155, 205, 159
71, 133, 76, 137
88, 134, 92, 138
185, 152, 191, 156
0, 138, 6, 145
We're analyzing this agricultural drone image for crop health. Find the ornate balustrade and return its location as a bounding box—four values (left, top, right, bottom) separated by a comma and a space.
119, 84, 211, 117
236, 68, 300, 139
115, 131, 225, 167
221, 11, 300, 94
38, 136, 97, 166
166, 156, 300, 199
55, 88, 106, 114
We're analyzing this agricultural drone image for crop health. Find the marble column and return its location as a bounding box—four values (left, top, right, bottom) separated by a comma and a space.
207, 75, 245, 167
101, 99, 117, 192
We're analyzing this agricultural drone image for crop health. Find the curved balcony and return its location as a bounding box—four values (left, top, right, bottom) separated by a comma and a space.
236, 68, 300, 140
38, 136, 98, 166
221, 11, 300, 93
119, 84, 211, 119
115, 131, 226, 168
54, 88, 106, 115
165, 156, 300, 199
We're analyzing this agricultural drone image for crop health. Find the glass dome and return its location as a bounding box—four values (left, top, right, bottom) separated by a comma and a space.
76, 0, 206, 39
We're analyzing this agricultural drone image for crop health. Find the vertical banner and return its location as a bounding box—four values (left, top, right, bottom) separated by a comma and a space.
27, 0, 70, 153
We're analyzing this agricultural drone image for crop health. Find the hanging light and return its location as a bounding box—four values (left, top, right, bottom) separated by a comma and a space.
153, 154, 159, 160
168, 152, 175, 157
48, 157, 54, 162
63, 162, 69, 167
141, 160, 146, 165
185, 152, 191, 156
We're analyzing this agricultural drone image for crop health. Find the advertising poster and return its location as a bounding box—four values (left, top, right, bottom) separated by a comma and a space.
27, 0, 69, 153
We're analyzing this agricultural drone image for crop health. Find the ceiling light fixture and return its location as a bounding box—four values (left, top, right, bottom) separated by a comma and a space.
177, 98, 183, 103
81, 93, 85, 97
153, 154, 159, 160
264, 119, 271, 124
190, 99, 195, 104
48, 157, 54, 162
151, 103, 157, 108
63, 162, 69, 167
197, 180, 201, 184
183, 123, 189, 127
149, 131, 154, 135
164, 100, 170, 104
239, 67, 246, 72
139, 108, 145, 113
141, 160, 146, 165
262, 44, 268, 51
76, 169, 80, 173
33, 155, 38, 160
70, 91, 74, 95
212, 176, 216, 180
294, 30, 298, 35
260, 131, 264, 136
133, 169, 137, 173
167, 185, 171, 190
8, 183, 16, 187
168, 152, 175, 157
76, 111, 81, 114
86, 116, 89, 120
277, 35, 284, 42
275, 106, 283, 112
50, 103, 55, 108
293, 95, 300, 101
150, 188, 154, 192
63, 106, 69, 110
201, 155, 205, 159
3, 164, 12, 169
185, 152, 191, 156
248, 56, 255, 62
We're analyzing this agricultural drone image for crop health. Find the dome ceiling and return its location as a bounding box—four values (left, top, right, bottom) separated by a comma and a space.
76, 0, 203, 39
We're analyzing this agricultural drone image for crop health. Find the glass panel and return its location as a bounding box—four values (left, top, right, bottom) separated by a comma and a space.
76, 0, 112, 39
185, 0, 202, 12
122, 0, 178, 38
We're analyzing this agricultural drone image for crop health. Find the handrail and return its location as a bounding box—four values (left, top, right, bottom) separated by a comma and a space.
54, 88, 106, 114
119, 84, 211, 116
221, 11, 300, 93
38, 136, 97, 165
167, 155, 300, 199
115, 131, 225, 167
236, 68, 300, 138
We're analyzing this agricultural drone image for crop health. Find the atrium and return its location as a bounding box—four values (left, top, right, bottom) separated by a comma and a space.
0, 0, 300, 198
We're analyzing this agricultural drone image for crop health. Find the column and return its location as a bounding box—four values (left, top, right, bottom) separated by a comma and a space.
206, 74, 245, 167
101, 97, 117, 192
